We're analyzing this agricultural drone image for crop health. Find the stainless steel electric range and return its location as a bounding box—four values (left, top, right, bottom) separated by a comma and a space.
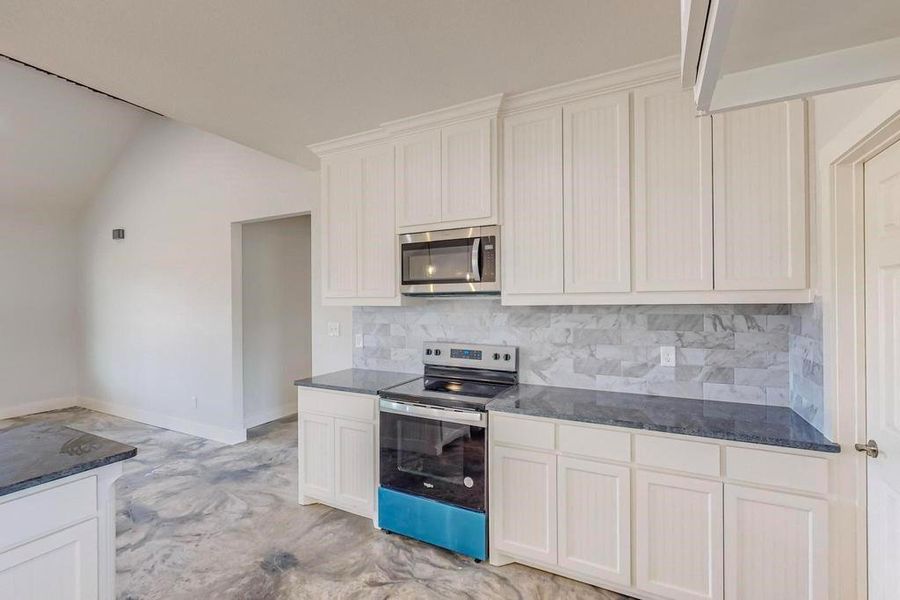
377, 341, 518, 561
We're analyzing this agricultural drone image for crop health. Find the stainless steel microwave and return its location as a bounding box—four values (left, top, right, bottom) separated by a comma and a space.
399, 226, 499, 295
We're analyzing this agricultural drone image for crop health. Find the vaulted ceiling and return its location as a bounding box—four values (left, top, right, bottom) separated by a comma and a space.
0, 1, 680, 168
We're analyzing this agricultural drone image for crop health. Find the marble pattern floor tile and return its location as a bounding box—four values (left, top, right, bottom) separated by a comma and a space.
1, 408, 628, 600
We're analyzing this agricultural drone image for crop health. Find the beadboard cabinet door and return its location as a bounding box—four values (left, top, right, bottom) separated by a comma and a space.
492, 445, 558, 564
334, 418, 375, 518
712, 100, 807, 290
633, 82, 713, 291
395, 130, 442, 229
320, 154, 360, 298
563, 92, 631, 293
635, 470, 724, 600
299, 413, 335, 502
502, 107, 564, 295
442, 118, 493, 223
558, 456, 631, 587
724, 485, 828, 600
357, 145, 397, 298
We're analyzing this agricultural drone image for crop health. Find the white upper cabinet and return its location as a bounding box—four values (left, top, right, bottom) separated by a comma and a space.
395, 130, 442, 229
633, 82, 713, 291
357, 145, 397, 298
313, 135, 399, 306
442, 118, 493, 223
502, 107, 564, 295
320, 153, 360, 298
563, 92, 631, 293
712, 100, 807, 290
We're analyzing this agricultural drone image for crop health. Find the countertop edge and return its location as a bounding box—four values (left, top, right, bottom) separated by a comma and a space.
0, 446, 138, 498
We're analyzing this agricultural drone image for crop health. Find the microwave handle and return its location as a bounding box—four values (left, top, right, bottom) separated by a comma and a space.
471, 237, 482, 282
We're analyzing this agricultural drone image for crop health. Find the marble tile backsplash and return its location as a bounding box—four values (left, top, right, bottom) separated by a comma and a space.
353, 299, 802, 407
789, 299, 825, 433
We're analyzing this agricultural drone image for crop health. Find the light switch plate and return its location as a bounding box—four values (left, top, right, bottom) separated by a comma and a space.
328, 322, 340, 337
660, 346, 676, 367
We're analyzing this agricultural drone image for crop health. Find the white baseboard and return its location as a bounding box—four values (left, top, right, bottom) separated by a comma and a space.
244, 404, 296, 429
0, 397, 79, 420
78, 397, 247, 445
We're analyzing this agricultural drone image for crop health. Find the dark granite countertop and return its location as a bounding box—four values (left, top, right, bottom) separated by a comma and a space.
294, 368, 420, 396
488, 384, 840, 453
0, 423, 137, 497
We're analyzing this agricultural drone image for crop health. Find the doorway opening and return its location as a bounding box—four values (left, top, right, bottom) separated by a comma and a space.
239, 215, 312, 429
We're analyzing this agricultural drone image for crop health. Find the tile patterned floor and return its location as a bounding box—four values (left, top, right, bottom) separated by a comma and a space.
1, 408, 629, 599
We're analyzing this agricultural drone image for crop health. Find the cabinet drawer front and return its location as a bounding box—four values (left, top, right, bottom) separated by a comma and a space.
635, 435, 720, 477
0, 476, 97, 550
297, 388, 376, 422
725, 447, 828, 495
492, 414, 555, 450
558, 424, 631, 462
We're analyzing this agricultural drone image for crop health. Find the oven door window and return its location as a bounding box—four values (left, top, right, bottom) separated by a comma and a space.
379, 411, 485, 512
401, 238, 479, 285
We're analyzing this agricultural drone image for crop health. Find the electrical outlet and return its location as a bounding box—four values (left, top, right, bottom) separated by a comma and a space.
355, 333, 364, 349
660, 346, 676, 367
328, 322, 341, 337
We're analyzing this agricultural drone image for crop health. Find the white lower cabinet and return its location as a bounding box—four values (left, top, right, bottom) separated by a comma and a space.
635, 471, 724, 600
557, 456, 630, 586
298, 389, 377, 520
724, 484, 828, 600
0, 519, 98, 600
492, 445, 557, 564
489, 413, 833, 600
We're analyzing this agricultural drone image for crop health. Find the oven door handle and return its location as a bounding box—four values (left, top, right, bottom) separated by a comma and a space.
379, 399, 486, 426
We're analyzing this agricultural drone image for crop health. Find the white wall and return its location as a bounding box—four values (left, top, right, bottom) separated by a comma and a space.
0, 204, 81, 416
79, 116, 328, 442
241, 216, 311, 428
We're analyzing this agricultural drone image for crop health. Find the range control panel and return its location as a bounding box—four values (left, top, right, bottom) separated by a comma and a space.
423, 341, 518, 372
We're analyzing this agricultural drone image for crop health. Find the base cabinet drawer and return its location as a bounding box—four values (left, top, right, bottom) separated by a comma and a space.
724, 484, 828, 600
635, 470, 724, 600
492, 445, 557, 564
558, 457, 630, 586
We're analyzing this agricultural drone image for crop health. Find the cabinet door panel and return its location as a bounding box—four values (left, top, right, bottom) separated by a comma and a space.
358, 144, 397, 298
502, 107, 564, 295
299, 413, 334, 501
558, 457, 631, 586
442, 118, 493, 223
724, 485, 827, 600
321, 155, 360, 298
334, 418, 375, 517
635, 470, 724, 600
634, 82, 713, 291
563, 92, 631, 293
492, 445, 557, 563
0, 519, 98, 600
396, 130, 442, 228
712, 100, 807, 290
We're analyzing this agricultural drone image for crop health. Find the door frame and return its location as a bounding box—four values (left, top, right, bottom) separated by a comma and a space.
820, 85, 900, 599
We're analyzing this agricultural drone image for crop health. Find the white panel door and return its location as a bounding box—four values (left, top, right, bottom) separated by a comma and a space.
492, 445, 557, 564
635, 470, 724, 600
334, 418, 375, 517
357, 143, 397, 299
633, 81, 713, 291
395, 130, 442, 229
724, 484, 827, 600
864, 141, 900, 600
557, 456, 631, 586
299, 413, 334, 501
563, 92, 631, 293
0, 519, 98, 600
320, 154, 360, 298
712, 100, 807, 290
501, 106, 564, 295
442, 118, 493, 223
